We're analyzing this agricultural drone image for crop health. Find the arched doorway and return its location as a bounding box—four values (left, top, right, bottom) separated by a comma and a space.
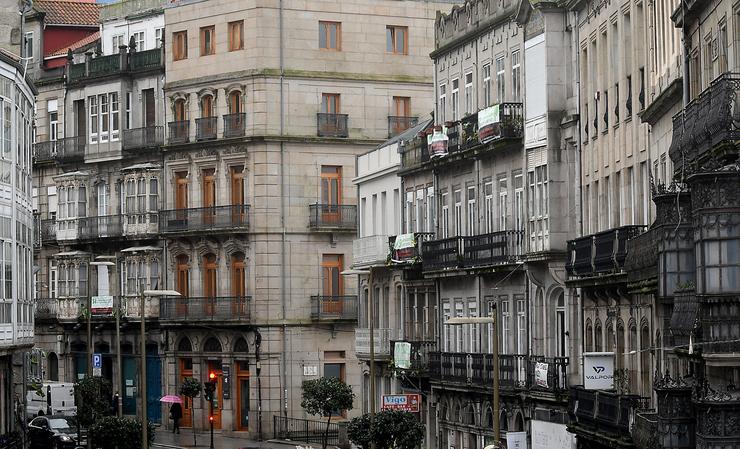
146, 342, 162, 423
70, 342, 87, 380
234, 337, 250, 431
203, 254, 217, 315
47, 352, 59, 381
203, 337, 223, 429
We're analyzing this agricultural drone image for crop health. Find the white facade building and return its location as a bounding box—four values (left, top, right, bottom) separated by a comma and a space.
100, 0, 166, 55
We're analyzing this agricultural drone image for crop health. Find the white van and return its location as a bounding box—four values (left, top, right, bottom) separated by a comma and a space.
26, 382, 77, 418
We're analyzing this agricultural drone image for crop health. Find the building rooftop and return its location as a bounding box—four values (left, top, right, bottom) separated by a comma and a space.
34, 0, 100, 27
48, 31, 100, 58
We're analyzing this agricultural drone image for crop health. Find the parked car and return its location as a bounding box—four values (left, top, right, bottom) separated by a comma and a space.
27, 415, 78, 449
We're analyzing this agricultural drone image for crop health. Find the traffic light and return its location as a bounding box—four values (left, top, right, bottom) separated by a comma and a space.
204, 371, 217, 401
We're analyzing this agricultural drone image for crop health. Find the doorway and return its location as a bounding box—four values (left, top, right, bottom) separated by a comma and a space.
321, 255, 343, 315
179, 358, 193, 427
203, 254, 217, 316
202, 168, 216, 225
320, 166, 342, 224
207, 360, 223, 429
236, 361, 249, 431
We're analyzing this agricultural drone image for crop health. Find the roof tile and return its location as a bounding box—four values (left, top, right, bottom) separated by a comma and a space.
35, 0, 100, 26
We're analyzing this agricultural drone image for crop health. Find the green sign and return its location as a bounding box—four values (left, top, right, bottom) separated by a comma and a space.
394, 342, 411, 369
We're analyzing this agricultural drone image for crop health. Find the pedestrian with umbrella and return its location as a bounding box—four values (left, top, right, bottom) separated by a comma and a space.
160, 395, 183, 434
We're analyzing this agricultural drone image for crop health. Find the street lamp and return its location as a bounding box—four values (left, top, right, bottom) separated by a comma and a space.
88, 260, 116, 380
140, 289, 181, 449
446, 316, 499, 448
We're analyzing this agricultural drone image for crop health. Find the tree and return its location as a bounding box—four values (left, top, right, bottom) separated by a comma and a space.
88, 416, 154, 449
301, 377, 354, 449
74, 376, 112, 428
179, 377, 202, 447
348, 410, 425, 449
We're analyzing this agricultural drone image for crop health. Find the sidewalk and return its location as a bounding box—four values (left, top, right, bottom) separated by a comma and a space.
151, 429, 313, 449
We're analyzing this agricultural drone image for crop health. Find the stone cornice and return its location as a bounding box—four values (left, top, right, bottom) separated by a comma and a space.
639, 77, 683, 126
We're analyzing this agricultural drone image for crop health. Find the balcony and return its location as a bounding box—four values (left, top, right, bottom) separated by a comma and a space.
317, 113, 348, 138
569, 387, 646, 439
159, 296, 252, 322
428, 351, 568, 393
444, 102, 524, 155
423, 236, 461, 271
352, 235, 389, 267
121, 296, 160, 319
40, 219, 56, 242
388, 116, 419, 138
195, 117, 217, 141
32, 140, 57, 162
624, 227, 659, 283
354, 328, 399, 358
308, 204, 356, 231
54, 136, 86, 163
422, 230, 524, 272
223, 113, 246, 138
34, 298, 59, 320
389, 232, 434, 265
669, 72, 739, 173
399, 131, 430, 171
159, 205, 250, 234
78, 215, 123, 240
67, 49, 162, 83
631, 410, 659, 449
694, 392, 740, 449
122, 126, 164, 151
122, 212, 159, 237
310, 295, 358, 321
168, 120, 189, 144
33, 298, 83, 321
566, 225, 646, 279
88, 54, 120, 78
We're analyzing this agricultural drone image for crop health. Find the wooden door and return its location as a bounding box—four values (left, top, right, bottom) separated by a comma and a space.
231, 253, 246, 315
236, 361, 250, 431
174, 99, 186, 121
230, 166, 245, 224
202, 169, 216, 225
175, 172, 189, 223
144, 89, 156, 127
320, 166, 341, 224
392, 96, 411, 135
321, 255, 343, 314
320, 93, 340, 134
228, 91, 241, 114
203, 254, 217, 316
176, 255, 189, 315
207, 362, 223, 429
75, 100, 86, 138
179, 358, 193, 427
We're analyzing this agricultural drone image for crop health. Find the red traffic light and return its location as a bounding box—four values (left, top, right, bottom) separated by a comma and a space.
209, 415, 214, 422
209, 371, 216, 381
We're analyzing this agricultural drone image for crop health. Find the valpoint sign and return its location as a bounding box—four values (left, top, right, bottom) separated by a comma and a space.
583, 352, 615, 390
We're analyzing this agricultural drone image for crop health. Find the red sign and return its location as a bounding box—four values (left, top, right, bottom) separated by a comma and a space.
381, 394, 421, 413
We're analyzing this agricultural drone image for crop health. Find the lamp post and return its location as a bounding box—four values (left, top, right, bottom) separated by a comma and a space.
140, 289, 181, 449
88, 260, 116, 380
93, 255, 122, 417
446, 315, 499, 447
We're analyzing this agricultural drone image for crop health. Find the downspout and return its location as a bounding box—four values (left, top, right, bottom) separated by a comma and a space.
279, 0, 288, 421
573, 8, 585, 384
681, 0, 689, 109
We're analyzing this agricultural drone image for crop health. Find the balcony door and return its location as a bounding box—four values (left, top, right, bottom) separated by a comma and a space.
392, 96, 411, 135
231, 253, 246, 315
320, 93, 340, 135
321, 254, 343, 315
75, 99, 86, 141
143, 89, 155, 127
230, 166, 246, 225
320, 166, 341, 225
179, 358, 193, 427
228, 91, 241, 114
174, 172, 189, 226
202, 169, 216, 226
176, 255, 189, 316
203, 254, 217, 316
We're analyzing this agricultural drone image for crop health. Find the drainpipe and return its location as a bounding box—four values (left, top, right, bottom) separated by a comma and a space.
279, 0, 288, 421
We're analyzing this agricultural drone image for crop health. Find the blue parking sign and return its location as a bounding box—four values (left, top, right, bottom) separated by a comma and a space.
93, 353, 102, 369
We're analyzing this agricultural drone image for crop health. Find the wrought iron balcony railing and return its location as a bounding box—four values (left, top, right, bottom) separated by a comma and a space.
308, 204, 356, 231
400, 132, 431, 170
668, 72, 740, 173
388, 116, 419, 138
317, 113, 349, 138
196, 117, 217, 141
223, 113, 246, 138
569, 386, 646, 438
54, 136, 86, 162
32, 140, 58, 162
168, 120, 190, 144
566, 225, 646, 278
129, 49, 162, 71
310, 295, 358, 321
78, 215, 123, 240
388, 232, 434, 265
34, 298, 58, 320
159, 205, 250, 234
122, 126, 164, 151
39, 219, 56, 242
68, 49, 162, 83
423, 236, 462, 271
88, 54, 120, 78
422, 230, 524, 272
159, 296, 252, 322
624, 227, 659, 282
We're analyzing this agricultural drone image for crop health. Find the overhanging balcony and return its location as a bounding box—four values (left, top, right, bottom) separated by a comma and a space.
54, 136, 86, 163
39, 219, 56, 243
388, 116, 419, 138
308, 204, 356, 231
389, 232, 434, 265
122, 126, 164, 151
566, 225, 646, 278
196, 117, 217, 141
33, 298, 83, 321
78, 215, 123, 240
310, 295, 357, 322
399, 132, 431, 171
423, 230, 524, 272
354, 328, 399, 358
317, 113, 348, 137
168, 120, 189, 144
33, 140, 58, 162
159, 205, 250, 234
352, 235, 389, 267
223, 113, 246, 138
159, 296, 252, 322
569, 386, 647, 440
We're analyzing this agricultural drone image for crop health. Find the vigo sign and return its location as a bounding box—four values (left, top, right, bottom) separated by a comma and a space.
381, 394, 421, 413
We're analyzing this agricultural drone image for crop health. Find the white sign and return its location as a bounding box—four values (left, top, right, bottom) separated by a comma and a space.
394, 342, 411, 369
478, 104, 501, 143
93, 368, 102, 377
506, 431, 527, 449
531, 420, 576, 449
303, 365, 318, 376
534, 362, 549, 388
583, 352, 615, 390
91, 295, 114, 315
428, 129, 449, 157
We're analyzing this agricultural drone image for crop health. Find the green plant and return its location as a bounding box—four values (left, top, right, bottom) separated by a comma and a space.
348, 410, 425, 449
74, 376, 113, 428
88, 416, 154, 449
179, 377, 202, 446
301, 377, 354, 449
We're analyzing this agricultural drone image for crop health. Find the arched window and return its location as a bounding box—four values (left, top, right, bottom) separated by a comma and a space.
585, 319, 594, 352
47, 352, 59, 381
200, 95, 213, 118
228, 91, 241, 114
629, 323, 637, 391
595, 319, 603, 352
513, 412, 524, 431
203, 337, 222, 352
553, 290, 566, 357
616, 320, 625, 371
234, 337, 249, 353
500, 411, 508, 432
177, 337, 193, 352
174, 98, 187, 122
203, 253, 217, 298
641, 324, 651, 396
606, 318, 615, 352
231, 253, 246, 297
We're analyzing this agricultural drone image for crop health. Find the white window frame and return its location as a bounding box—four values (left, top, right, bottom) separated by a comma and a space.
426, 187, 434, 233
496, 55, 505, 102
125, 92, 132, 130
99, 94, 109, 143
24, 32, 33, 60
500, 297, 510, 353
111, 92, 120, 141
112, 34, 125, 52
453, 188, 462, 236
441, 192, 449, 239
484, 180, 494, 234
464, 72, 473, 114
468, 300, 479, 353
133, 31, 145, 51
155, 28, 164, 48
482, 64, 491, 107
498, 176, 507, 231
405, 191, 414, 234
89, 96, 98, 143
451, 79, 459, 121
439, 83, 446, 123
415, 189, 424, 233
512, 50, 521, 101
466, 185, 475, 237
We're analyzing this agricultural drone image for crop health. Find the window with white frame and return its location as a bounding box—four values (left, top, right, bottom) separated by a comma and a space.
415, 189, 425, 233
89, 93, 120, 143
89, 96, 98, 143
155, 28, 164, 49
123, 173, 159, 225
133, 31, 145, 51
57, 260, 87, 297
405, 191, 414, 233
466, 185, 476, 236
24, 32, 33, 60
516, 297, 526, 354
500, 296, 510, 353
528, 164, 549, 251
605, 175, 612, 229
111, 92, 120, 140
0, 242, 11, 301
426, 187, 434, 233
454, 300, 464, 352
468, 299, 478, 352
112, 34, 125, 52
495, 55, 505, 102
482, 64, 491, 107
453, 188, 462, 236
100, 94, 109, 142
443, 300, 451, 351
49, 99, 59, 141
484, 180, 494, 233
464, 72, 473, 114
125, 92, 132, 130
514, 172, 524, 232
451, 79, 459, 120
123, 255, 159, 295
57, 183, 87, 230
439, 83, 446, 123
441, 191, 449, 238
512, 50, 521, 101
498, 175, 507, 231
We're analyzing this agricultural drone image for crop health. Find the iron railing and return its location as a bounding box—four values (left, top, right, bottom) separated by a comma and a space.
122, 126, 164, 150
167, 120, 190, 144
463, 230, 524, 267
273, 415, 339, 446
624, 227, 659, 282
39, 219, 56, 242
444, 102, 524, 154
317, 113, 348, 137
129, 49, 161, 71
388, 232, 434, 265
68, 49, 162, 82
354, 328, 398, 356
78, 215, 123, 240
308, 204, 356, 230
195, 117, 217, 141
566, 225, 646, 278
32, 140, 58, 162
570, 386, 646, 437
388, 116, 419, 138
422, 236, 462, 271
88, 54, 120, 78
223, 113, 246, 138
400, 132, 430, 170
310, 295, 358, 321
55, 136, 86, 162
34, 298, 59, 320
159, 205, 250, 233
160, 296, 251, 322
